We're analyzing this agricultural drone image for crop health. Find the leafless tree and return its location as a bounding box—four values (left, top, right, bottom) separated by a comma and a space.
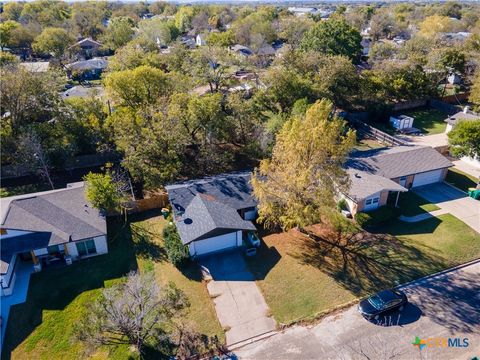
74, 272, 189, 355
16, 130, 54, 189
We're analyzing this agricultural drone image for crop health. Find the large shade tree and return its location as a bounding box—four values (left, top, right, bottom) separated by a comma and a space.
300, 18, 362, 62
251, 99, 356, 230
448, 120, 480, 160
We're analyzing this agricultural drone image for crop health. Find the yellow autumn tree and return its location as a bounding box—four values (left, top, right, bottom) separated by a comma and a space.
419, 15, 453, 39
251, 99, 356, 231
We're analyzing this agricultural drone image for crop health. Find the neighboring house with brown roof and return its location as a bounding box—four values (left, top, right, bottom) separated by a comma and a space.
68, 38, 102, 60
0, 184, 107, 297
344, 146, 453, 215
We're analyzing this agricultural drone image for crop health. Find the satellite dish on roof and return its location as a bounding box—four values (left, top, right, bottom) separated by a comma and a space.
184, 218, 193, 225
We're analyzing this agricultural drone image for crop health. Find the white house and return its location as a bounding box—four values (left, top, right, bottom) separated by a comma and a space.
0, 185, 108, 297
166, 172, 257, 257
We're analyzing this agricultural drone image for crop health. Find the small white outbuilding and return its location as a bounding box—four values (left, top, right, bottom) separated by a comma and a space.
389, 115, 414, 130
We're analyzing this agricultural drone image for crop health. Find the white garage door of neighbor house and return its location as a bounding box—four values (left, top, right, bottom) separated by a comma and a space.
364, 196, 380, 211
412, 170, 443, 188
193, 232, 237, 256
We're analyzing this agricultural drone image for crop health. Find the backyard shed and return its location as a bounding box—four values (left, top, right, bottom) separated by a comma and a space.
389, 115, 414, 130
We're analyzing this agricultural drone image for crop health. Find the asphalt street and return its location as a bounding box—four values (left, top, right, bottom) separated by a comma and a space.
236, 261, 480, 360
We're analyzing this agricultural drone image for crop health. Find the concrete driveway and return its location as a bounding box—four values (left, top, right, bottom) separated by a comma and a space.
236, 261, 480, 360
413, 182, 480, 233
200, 250, 276, 346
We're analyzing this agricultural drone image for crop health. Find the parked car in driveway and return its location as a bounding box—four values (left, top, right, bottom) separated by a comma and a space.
358, 289, 408, 320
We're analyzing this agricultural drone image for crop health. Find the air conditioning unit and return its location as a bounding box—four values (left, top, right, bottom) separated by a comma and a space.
65, 256, 73, 265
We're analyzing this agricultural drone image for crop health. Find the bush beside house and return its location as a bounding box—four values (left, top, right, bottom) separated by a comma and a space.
163, 223, 190, 267
355, 205, 401, 228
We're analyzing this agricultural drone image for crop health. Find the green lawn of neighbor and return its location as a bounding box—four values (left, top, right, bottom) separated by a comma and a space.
3, 212, 223, 360
445, 168, 478, 192
397, 191, 440, 216
246, 214, 480, 325
401, 108, 448, 135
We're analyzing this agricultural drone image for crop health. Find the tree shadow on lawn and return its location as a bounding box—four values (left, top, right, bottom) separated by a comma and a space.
291, 225, 447, 296
130, 222, 168, 263
2, 218, 140, 360
243, 229, 282, 281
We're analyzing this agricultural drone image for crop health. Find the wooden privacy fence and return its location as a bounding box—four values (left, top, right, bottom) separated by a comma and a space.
347, 116, 407, 147
126, 191, 169, 214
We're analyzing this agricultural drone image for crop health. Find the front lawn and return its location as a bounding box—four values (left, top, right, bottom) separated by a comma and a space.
131, 217, 224, 343
397, 191, 440, 216
3, 213, 223, 360
400, 108, 447, 135
445, 168, 478, 192
247, 214, 479, 325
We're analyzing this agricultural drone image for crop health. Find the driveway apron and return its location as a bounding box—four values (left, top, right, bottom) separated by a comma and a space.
200, 250, 276, 346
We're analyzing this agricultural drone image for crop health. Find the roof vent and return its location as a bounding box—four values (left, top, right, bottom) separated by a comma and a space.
184, 218, 193, 225
355, 173, 361, 178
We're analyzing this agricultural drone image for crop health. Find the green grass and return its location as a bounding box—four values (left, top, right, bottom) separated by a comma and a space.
377, 214, 480, 266
3, 212, 224, 360
354, 138, 384, 151
247, 214, 480, 325
397, 191, 440, 216
445, 168, 478, 192
401, 108, 448, 135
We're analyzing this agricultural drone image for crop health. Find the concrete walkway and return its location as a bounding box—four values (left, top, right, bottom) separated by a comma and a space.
0, 261, 34, 349
453, 159, 480, 179
399, 209, 448, 222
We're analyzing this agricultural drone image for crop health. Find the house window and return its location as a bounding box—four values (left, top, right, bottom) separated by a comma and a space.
372, 198, 379, 204
47, 245, 64, 254
366, 199, 372, 205
76, 239, 97, 257
400, 176, 407, 181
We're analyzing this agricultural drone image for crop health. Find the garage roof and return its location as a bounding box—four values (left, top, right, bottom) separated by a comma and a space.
166, 172, 257, 244
346, 169, 407, 201
175, 194, 256, 244
347, 146, 453, 180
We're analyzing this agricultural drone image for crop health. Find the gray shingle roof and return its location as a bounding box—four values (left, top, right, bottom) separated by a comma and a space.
166, 172, 257, 244
346, 169, 407, 201
175, 194, 256, 244
2, 186, 106, 244
445, 112, 480, 125
348, 146, 453, 180
66, 58, 108, 71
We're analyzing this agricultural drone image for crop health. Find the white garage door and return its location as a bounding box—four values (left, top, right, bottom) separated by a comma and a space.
193, 232, 237, 256
412, 170, 443, 187
364, 195, 380, 211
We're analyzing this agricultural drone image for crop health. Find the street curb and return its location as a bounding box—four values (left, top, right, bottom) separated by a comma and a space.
397, 258, 480, 290
227, 330, 279, 350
